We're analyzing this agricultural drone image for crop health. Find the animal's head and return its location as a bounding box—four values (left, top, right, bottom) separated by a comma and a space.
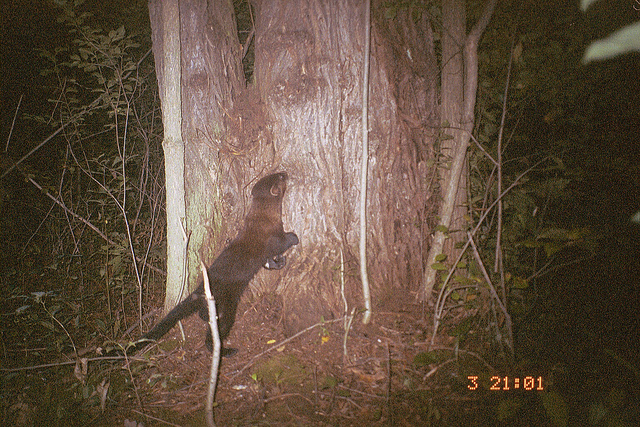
251, 172, 288, 201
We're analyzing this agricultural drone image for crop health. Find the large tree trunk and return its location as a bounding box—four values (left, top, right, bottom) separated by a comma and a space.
178, 0, 248, 289
150, 0, 440, 337
253, 0, 438, 334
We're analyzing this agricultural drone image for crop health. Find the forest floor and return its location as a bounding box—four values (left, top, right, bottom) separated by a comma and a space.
3, 244, 639, 426
97, 291, 514, 426
2, 285, 542, 427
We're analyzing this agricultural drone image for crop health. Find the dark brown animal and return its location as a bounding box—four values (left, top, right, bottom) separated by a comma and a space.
129, 172, 298, 356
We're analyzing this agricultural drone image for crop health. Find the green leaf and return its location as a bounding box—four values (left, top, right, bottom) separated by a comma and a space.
40, 321, 55, 331
580, 0, 597, 11
15, 305, 31, 315
588, 402, 607, 425
434, 225, 449, 233
583, 22, 640, 63
544, 242, 563, 257
453, 275, 474, 285
413, 351, 445, 367
430, 262, 448, 271
384, 6, 397, 20
322, 376, 339, 389
496, 397, 523, 421
78, 48, 91, 60
512, 276, 528, 289
32, 292, 47, 303
109, 25, 126, 41
450, 316, 474, 339
520, 239, 542, 248
537, 228, 570, 241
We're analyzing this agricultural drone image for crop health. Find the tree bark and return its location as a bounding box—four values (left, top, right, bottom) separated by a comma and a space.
254, 0, 438, 334
150, 0, 441, 338
178, 0, 246, 291
149, 0, 248, 308
149, 0, 187, 313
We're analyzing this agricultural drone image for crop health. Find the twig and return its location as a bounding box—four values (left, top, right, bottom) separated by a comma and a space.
527, 255, 594, 281
1, 360, 83, 372
2, 121, 71, 179
425, 345, 497, 374
5, 94, 23, 152
343, 307, 355, 365
242, 27, 255, 60
467, 231, 513, 354
430, 158, 550, 346
1, 48, 152, 180
130, 409, 181, 427
40, 300, 78, 358
313, 365, 319, 408
359, 0, 372, 324
0, 349, 170, 373
385, 342, 391, 409
22, 173, 164, 276
340, 248, 354, 364
201, 260, 220, 427
122, 308, 160, 337
121, 344, 144, 409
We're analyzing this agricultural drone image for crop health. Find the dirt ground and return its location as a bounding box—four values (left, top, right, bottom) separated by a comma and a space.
4, 244, 639, 426
5, 277, 637, 426
78, 291, 525, 426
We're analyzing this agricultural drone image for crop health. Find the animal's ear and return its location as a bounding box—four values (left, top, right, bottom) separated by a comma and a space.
270, 183, 281, 197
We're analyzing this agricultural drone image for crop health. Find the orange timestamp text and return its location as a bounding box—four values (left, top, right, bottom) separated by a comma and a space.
467, 375, 544, 391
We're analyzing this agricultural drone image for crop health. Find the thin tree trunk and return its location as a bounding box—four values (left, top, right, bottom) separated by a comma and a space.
149, 0, 187, 313
418, 0, 497, 303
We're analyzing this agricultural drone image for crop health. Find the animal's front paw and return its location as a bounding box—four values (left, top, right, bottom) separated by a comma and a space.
265, 254, 286, 270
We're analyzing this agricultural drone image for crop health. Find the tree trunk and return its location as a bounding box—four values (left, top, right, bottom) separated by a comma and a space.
254, 0, 438, 334
150, 0, 440, 338
418, 0, 497, 303
149, 0, 252, 307
417, 0, 467, 303
441, 0, 468, 259
148, 0, 187, 313
178, 0, 248, 291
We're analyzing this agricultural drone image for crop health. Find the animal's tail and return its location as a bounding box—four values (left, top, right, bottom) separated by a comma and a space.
126, 291, 202, 354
